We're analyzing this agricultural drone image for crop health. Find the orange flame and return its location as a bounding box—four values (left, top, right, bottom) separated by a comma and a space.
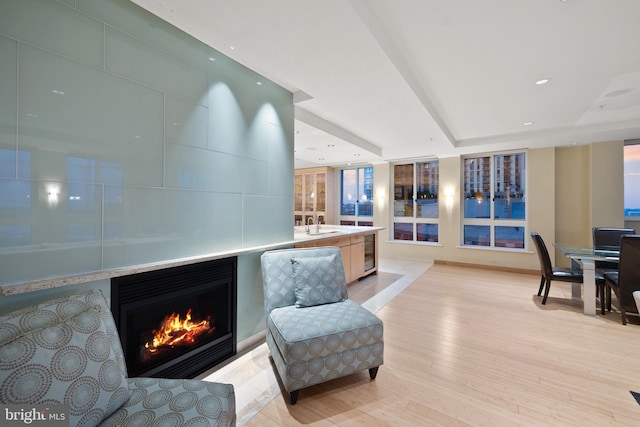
144, 309, 210, 352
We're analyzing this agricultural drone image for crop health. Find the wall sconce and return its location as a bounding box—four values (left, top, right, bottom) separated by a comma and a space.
444, 186, 455, 214
46, 184, 60, 206
376, 188, 386, 213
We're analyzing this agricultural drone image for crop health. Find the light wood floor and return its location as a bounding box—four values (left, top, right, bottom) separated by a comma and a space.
346, 271, 403, 305
245, 264, 640, 426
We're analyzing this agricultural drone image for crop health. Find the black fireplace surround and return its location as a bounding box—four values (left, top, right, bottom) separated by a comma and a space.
111, 257, 237, 379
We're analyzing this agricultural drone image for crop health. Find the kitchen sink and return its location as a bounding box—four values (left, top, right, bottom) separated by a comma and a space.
294, 226, 342, 236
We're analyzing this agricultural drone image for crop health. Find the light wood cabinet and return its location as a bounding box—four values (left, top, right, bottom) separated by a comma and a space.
295, 231, 377, 284
350, 243, 365, 282
349, 235, 365, 282
347, 232, 378, 281
294, 167, 334, 226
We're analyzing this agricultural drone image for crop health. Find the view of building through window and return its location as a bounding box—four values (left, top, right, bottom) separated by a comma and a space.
340, 167, 373, 226
392, 160, 439, 242
624, 143, 640, 218
462, 153, 526, 248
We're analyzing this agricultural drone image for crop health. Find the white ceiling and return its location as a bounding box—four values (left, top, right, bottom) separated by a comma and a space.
131, 0, 640, 169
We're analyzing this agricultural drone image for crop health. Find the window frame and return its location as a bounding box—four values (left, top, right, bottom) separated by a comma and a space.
461, 150, 527, 250
391, 159, 440, 244
339, 166, 374, 226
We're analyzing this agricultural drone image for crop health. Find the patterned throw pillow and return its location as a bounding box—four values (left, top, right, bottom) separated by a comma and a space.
0, 302, 130, 427
291, 255, 346, 308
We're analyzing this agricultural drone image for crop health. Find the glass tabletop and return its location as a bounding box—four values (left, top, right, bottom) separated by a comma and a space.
553, 243, 619, 261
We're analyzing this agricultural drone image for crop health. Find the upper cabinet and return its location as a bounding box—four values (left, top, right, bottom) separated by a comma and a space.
294, 167, 335, 225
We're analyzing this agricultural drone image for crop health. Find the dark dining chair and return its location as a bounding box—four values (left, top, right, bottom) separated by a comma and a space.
592, 227, 636, 272
593, 227, 635, 314
530, 232, 584, 305
603, 235, 640, 325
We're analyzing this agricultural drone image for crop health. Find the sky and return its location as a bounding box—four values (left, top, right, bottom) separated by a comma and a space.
624, 144, 640, 211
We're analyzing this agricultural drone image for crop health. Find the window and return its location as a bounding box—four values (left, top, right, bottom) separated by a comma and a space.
624, 141, 640, 219
340, 167, 373, 226
462, 152, 526, 249
392, 160, 439, 242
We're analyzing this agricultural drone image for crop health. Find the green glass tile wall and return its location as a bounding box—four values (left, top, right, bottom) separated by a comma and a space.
0, 36, 17, 176
0, 0, 294, 340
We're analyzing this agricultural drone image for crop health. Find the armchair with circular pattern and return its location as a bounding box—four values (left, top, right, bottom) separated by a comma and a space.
0, 289, 236, 427
260, 246, 383, 404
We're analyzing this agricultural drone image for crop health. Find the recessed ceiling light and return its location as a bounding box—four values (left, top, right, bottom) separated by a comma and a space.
229, 46, 235, 50
535, 78, 550, 85
524, 121, 534, 126
52, 89, 65, 95
208, 57, 216, 61
256, 81, 262, 85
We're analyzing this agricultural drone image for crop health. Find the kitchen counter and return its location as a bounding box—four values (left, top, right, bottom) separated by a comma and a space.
294, 225, 382, 283
293, 225, 383, 243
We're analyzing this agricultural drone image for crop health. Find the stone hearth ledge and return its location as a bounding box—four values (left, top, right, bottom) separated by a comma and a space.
1, 226, 383, 296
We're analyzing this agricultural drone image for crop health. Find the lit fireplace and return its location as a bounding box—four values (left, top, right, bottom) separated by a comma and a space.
111, 257, 237, 378
144, 309, 214, 357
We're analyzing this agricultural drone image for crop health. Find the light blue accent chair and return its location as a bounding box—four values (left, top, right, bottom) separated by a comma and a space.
260, 246, 383, 404
0, 289, 236, 427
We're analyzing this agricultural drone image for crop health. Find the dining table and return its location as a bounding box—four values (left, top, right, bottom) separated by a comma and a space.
553, 243, 619, 316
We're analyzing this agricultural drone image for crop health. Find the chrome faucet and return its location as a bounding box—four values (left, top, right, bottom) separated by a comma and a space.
316, 213, 324, 233
306, 216, 313, 234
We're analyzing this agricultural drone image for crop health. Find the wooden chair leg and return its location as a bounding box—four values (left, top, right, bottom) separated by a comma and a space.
621, 309, 627, 326
290, 390, 299, 405
598, 283, 606, 315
